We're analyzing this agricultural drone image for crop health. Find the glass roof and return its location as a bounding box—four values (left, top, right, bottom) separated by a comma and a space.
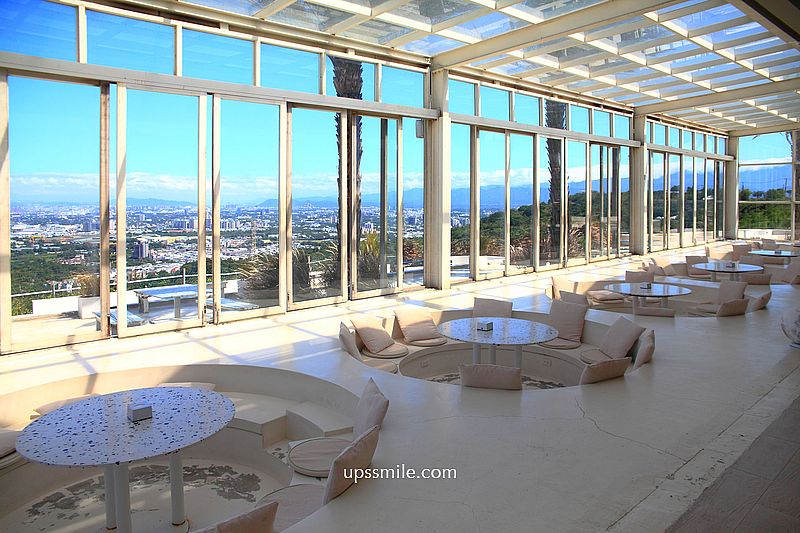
178, 0, 800, 130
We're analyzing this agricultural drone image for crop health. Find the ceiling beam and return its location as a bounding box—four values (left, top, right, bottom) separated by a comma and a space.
729, 122, 800, 136
634, 77, 800, 115
431, 0, 681, 70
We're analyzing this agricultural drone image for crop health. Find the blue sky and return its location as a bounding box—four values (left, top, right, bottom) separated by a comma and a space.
2, 0, 794, 206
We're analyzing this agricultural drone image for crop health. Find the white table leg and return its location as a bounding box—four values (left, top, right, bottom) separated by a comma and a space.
488, 345, 496, 365
632, 296, 640, 315
173, 297, 182, 319
732, 272, 739, 281
170, 451, 186, 527
472, 343, 481, 364
514, 346, 522, 369
113, 462, 132, 533
104, 464, 116, 531
710, 271, 717, 282
661, 297, 667, 309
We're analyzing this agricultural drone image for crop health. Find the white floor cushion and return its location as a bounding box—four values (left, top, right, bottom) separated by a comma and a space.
288, 438, 351, 477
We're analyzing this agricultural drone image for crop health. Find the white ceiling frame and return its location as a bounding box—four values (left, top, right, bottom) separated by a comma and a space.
652, 0, 726, 22
752, 54, 800, 70
675, 57, 729, 75
254, 0, 299, 19
732, 42, 787, 61
323, 0, 414, 34
727, 0, 800, 54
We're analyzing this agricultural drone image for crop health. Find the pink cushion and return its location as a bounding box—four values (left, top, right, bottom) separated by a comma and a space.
559, 290, 589, 305
288, 438, 351, 477
362, 342, 408, 359
353, 378, 389, 436
351, 317, 394, 354
717, 281, 747, 304
0, 428, 19, 458
740, 254, 764, 266
196, 501, 278, 533
547, 299, 588, 342
579, 358, 629, 385
35, 394, 99, 416
324, 426, 380, 504
339, 322, 361, 358
665, 263, 688, 277
762, 239, 777, 250
580, 349, 611, 364
782, 261, 800, 283
749, 292, 771, 311
717, 298, 749, 317
458, 364, 522, 390
633, 330, 655, 369
599, 317, 646, 359
394, 308, 443, 342
539, 337, 581, 350
472, 297, 513, 318
586, 290, 625, 302
625, 271, 654, 283
686, 256, 709, 276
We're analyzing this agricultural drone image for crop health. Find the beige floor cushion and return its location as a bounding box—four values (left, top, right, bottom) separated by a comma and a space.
633, 330, 655, 370
580, 349, 611, 364
749, 292, 771, 311
288, 438, 351, 477
0, 429, 19, 458
324, 426, 380, 504
740, 272, 771, 285
259, 484, 324, 532
338, 322, 362, 358
34, 393, 100, 417
195, 501, 278, 533
717, 281, 747, 303
585, 290, 625, 302
157, 382, 216, 390
351, 317, 394, 354
689, 303, 720, 315
625, 271, 654, 283
408, 337, 447, 347
732, 244, 751, 260
472, 297, 513, 318
459, 364, 522, 390
362, 342, 409, 359
579, 358, 630, 385
353, 378, 390, 436
740, 255, 764, 266
547, 299, 588, 342
599, 317, 646, 359
717, 298, 749, 317
394, 308, 445, 343
539, 337, 582, 350
635, 307, 675, 317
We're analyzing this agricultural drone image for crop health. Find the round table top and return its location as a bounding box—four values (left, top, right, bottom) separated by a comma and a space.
604, 282, 692, 298
16, 387, 235, 467
692, 261, 764, 273
437, 317, 558, 346
749, 250, 799, 257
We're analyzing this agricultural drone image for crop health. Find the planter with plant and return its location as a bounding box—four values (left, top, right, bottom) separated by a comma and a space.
75, 273, 101, 319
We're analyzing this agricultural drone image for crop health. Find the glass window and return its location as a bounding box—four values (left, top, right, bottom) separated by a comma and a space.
509, 134, 534, 270
740, 133, 792, 163
645, 121, 651, 143
592, 110, 611, 137
683, 156, 694, 243
694, 132, 705, 152
619, 147, 630, 254
716, 137, 726, 155
327, 56, 375, 101
706, 134, 714, 153
449, 79, 475, 115
514, 94, 540, 126
668, 154, 681, 248
402, 117, 424, 287
682, 129, 693, 150
480, 86, 509, 121
650, 152, 665, 252
219, 99, 280, 311
544, 100, 567, 130
382, 66, 423, 108
478, 130, 506, 276
539, 136, 562, 266
613, 115, 630, 140
668, 127, 680, 149
183, 30, 253, 84
87, 11, 173, 74
695, 157, 705, 241
451, 123, 471, 281
261, 44, 319, 94
0, 0, 76, 61
566, 141, 587, 261
570, 105, 589, 134
654, 124, 666, 145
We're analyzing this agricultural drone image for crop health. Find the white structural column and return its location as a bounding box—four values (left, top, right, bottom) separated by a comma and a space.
0, 69, 10, 354
424, 70, 451, 289
103, 465, 116, 530
630, 116, 648, 255
724, 136, 739, 240
113, 462, 132, 533
170, 452, 186, 526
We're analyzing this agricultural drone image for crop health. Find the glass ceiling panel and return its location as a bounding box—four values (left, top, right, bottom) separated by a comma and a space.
450, 12, 528, 40
386, 0, 480, 26
186, 0, 271, 17
342, 19, 413, 44
584, 16, 645, 40
588, 57, 633, 74
400, 34, 462, 55
730, 36, 782, 56
521, 37, 570, 56
613, 24, 675, 50
689, 63, 740, 79
662, 52, 718, 70
751, 49, 800, 67
538, 71, 578, 84
268, 1, 351, 31
491, 60, 541, 76
703, 22, 765, 45
554, 43, 605, 63
643, 40, 698, 60
512, 0, 607, 22
615, 66, 657, 81
655, 0, 708, 16
669, 3, 744, 32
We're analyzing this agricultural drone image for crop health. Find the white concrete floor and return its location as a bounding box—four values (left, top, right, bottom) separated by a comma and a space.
1, 245, 799, 532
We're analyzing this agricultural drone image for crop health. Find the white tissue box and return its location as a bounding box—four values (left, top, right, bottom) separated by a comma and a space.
639, 282, 652, 289
127, 403, 153, 422
476, 320, 493, 331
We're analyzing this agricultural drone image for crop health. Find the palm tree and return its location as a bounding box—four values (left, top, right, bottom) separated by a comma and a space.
331, 56, 364, 293
544, 100, 566, 260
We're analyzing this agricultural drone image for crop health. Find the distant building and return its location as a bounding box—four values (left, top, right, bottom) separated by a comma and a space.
132, 241, 150, 260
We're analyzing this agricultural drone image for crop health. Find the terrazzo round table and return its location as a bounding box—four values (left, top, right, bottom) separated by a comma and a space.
603, 282, 692, 314
16, 387, 235, 533
692, 261, 763, 282
749, 249, 800, 265
437, 317, 558, 368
